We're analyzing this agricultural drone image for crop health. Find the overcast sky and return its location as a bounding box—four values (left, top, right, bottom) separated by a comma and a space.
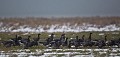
0, 0, 120, 17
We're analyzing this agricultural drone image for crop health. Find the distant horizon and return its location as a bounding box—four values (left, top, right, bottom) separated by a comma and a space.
0, 15, 120, 18
0, 12, 120, 18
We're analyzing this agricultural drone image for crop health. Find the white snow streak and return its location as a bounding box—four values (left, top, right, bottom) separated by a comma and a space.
0, 23, 119, 32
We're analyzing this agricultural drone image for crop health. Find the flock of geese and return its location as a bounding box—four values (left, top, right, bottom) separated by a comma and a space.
1, 33, 120, 49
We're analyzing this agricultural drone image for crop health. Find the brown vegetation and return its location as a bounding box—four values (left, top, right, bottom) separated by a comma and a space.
0, 16, 120, 27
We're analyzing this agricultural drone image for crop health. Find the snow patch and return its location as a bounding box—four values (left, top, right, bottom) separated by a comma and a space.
0, 23, 119, 32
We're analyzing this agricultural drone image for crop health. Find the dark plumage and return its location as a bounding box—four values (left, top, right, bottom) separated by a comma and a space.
83, 33, 93, 47
33, 34, 41, 41
20, 36, 31, 49
2, 40, 14, 47
1, 33, 120, 49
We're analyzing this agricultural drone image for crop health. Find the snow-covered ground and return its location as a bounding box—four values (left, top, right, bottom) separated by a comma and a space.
0, 22, 119, 32
0, 48, 120, 57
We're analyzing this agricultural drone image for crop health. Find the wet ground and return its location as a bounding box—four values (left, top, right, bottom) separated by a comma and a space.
0, 48, 120, 57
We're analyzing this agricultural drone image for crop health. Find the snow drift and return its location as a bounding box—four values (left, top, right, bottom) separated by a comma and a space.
0, 22, 119, 32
